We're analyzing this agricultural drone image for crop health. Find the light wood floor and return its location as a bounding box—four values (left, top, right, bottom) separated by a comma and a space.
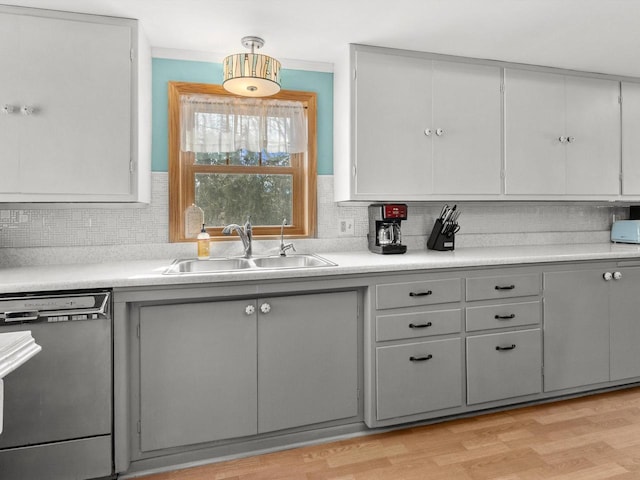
137, 387, 640, 480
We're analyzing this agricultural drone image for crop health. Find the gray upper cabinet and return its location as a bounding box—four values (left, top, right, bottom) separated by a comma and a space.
622, 82, 640, 195
354, 50, 433, 199
336, 44, 631, 202
352, 46, 501, 200
0, 7, 150, 203
505, 69, 620, 197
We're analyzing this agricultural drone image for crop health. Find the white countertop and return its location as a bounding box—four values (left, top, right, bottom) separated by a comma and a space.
2, 243, 640, 294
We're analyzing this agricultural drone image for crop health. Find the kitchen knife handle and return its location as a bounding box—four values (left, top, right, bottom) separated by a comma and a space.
495, 285, 515, 291
410, 290, 433, 297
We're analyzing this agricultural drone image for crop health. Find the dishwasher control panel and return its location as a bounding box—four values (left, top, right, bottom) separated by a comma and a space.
0, 290, 111, 324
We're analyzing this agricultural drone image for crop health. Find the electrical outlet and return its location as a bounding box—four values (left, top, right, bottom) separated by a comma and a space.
338, 218, 355, 236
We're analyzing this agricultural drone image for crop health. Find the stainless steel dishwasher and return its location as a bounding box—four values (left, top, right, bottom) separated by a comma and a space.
0, 290, 113, 480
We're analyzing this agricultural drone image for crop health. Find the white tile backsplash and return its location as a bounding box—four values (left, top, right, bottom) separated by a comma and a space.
0, 173, 628, 266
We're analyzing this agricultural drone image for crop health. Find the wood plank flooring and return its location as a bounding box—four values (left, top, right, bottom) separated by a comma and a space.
135, 387, 640, 480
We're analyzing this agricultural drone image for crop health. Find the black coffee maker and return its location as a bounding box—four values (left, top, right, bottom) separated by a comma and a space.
368, 203, 408, 254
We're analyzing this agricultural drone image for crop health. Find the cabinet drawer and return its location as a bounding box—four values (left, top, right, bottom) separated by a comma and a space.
376, 338, 462, 420
466, 301, 541, 332
376, 278, 462, 310
466, 273, 541, 301
466, 329, 542, 405
376, 309, 462, 341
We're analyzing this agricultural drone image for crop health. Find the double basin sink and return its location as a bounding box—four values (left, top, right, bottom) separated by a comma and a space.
164, 254, 337, 275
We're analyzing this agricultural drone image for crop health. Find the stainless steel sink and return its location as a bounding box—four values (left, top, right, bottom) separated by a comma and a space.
164, 257, 253, 274
252, 254, 336, 269
164, 254, 336, 275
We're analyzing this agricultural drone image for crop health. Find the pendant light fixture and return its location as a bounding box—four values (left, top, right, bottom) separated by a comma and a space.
222, 36, 281, 97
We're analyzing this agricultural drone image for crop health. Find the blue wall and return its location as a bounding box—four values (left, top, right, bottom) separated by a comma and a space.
151, 58, 334, 175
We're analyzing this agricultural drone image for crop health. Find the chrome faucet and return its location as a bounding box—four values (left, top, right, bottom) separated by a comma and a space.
279, 218, 296, 256
222, 216, 253, 258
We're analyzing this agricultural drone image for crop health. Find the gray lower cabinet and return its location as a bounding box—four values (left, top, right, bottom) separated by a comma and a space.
368, 274, 464, 425
466, 329, 542, 405
138, 291, 358, 452
139, 300, 257, 451
543, 266, 640, 391
376, 338, 462, 420
543, 269, 610, 392
609, 267, 640, 381
257, 291, 358, 433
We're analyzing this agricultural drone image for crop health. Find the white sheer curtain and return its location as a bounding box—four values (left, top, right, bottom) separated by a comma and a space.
180, 94, 307, 154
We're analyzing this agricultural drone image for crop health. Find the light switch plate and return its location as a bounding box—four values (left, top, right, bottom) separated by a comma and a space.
338, 218, 355, 236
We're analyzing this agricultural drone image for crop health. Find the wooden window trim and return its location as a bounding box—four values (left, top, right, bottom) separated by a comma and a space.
168, 82, 317, 242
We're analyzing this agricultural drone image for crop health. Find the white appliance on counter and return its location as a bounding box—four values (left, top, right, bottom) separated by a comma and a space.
0, 290, 112, 480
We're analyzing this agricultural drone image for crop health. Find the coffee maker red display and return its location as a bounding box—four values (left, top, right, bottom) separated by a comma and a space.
368, 203, 408, 254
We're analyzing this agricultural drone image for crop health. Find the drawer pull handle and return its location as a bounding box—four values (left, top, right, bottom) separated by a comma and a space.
410, 354, 433, 362
494, 314, 516, 320
495, 285, 515, 291
496, 344, 516, 351
409, 322, 432, 329
409, 290, 433, 297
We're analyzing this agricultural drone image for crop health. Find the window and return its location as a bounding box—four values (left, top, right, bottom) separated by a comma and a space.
168, 82, 317, 242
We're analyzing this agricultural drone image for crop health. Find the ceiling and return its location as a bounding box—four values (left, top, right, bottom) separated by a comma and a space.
4, 0, 640, 77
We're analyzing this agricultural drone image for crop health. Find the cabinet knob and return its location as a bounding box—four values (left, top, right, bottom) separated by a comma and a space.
1, 104, 14, 114
567, 136, 576, 144
435, 128, 445, 136
558, 136, 568, 143
424, 128, 432, 136
613, 271, 622, 280
21, 105, 34, 115
245, 304, 256, 315
260, 302, 271, 314
603, 272, 613, 281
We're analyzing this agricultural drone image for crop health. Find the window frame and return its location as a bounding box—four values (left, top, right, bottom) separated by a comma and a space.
168, 81, 317, 242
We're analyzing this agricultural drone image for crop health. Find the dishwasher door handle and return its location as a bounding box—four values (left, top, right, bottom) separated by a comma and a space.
3, 310, 40, 322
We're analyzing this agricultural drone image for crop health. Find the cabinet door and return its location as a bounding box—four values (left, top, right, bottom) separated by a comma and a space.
543, 270, 610, 392
622, 82, 640, 195
564, 76, 620, 195
354, 50, 433, 198
505, 69, 566, 195
258, 291, 358, 433
17, 15, 132, 197
0, 13, 21, 193
467, 329, 542, 404
432, 61, 502, 194
610, 267, 640, 381
376, 338, 462, 420
139, 301, 257, 451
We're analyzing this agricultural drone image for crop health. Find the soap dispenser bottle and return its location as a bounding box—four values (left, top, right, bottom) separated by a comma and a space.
197, 224, 210, 259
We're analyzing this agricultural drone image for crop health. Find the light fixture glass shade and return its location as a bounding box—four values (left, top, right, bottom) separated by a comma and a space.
223, 52, 281, 97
